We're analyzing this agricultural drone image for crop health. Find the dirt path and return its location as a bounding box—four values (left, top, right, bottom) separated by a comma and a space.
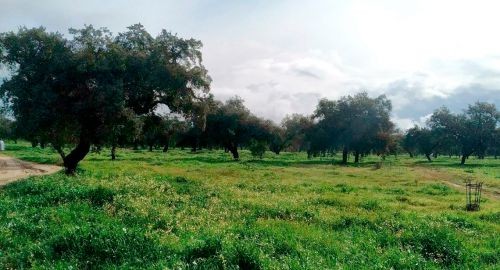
0, 155, 61, 186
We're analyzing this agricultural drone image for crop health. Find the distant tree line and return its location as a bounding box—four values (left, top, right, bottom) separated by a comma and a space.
401, 103, 500, 164
1, 25, 499, 173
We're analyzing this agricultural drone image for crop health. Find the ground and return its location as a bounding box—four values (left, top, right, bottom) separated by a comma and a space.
0, 155, 61, 186
0, 142, 498, 269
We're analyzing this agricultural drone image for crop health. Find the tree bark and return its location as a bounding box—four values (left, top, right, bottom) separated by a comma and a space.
342, 147, 348, 164
407, 151, 414, 158
227, 144, 239, 160
163, 144, 169, 153
425, 153, 432, 162
63, 139, 90, 174
149, 145, 153, 152
354, 151, 360, 163
111, 145, 116, 160
460, 155, 467, 165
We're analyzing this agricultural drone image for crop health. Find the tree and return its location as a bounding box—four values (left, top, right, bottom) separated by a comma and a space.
204, 97, 248, 159
313, 92, 394, 164
140, 113, 184, 153
268, 124, 286, 155
429, 103, 499, 165
489, 128, 500, 159
249, 139, 267, 159
281, 114, 314, 152
141, 114, 163, 152
204, 97, 271, 160
179, 96, 215, 152
105, 109, 142, 160
414, 127, 441, 162
0, 25, 210, 173
0, 115, 13, 140
402, 126, 420, 157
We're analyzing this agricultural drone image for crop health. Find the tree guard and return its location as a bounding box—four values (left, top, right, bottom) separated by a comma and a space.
465, 180, 483, 211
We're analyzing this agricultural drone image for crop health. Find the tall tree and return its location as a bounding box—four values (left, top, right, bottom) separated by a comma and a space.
0, 25, 210, 173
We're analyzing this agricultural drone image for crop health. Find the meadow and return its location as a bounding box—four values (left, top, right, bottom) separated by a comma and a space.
0, 142, 499, 269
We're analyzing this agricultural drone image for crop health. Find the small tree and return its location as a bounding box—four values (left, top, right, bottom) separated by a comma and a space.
249, 139, 267, 159
402, 126, 420, 157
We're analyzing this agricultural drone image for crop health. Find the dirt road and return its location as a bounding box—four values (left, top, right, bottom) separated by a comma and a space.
0, 155, 61, 186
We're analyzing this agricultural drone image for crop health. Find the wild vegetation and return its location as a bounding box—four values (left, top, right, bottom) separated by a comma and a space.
0, 24, 499, 269
0, 142, 499, 269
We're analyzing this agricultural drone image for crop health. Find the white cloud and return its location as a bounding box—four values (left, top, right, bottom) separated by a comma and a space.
1, 0, 499, 128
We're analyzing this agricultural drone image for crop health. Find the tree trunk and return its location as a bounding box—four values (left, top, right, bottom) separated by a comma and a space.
461, 155, 467, 165
149, 145, 153, 152
354, 151, 360, 163
228, 144, 239, 160
407, 151, 414, 158
111, 145, 116, 160
63, 140, 90, 174
425, 153, 432, 162
433, 152, 437, 158
342, 147, 348, 164
163, 144, 169, 153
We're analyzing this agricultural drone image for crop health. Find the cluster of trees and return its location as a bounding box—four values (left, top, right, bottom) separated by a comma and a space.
402, 103, 500, 164
1, 25, 498, 173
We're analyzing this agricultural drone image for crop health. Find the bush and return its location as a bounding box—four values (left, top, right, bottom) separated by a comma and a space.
249, 139, 267, 159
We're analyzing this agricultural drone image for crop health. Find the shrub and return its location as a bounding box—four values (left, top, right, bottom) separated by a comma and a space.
249, 139, 267, 159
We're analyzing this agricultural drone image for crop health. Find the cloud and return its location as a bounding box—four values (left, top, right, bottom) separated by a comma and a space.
1, 1, 500, 129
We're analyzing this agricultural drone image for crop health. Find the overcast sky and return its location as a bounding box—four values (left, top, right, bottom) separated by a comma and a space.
1, 0, 499, 129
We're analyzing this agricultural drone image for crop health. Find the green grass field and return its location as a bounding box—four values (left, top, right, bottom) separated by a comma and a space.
1, 142, 499, 269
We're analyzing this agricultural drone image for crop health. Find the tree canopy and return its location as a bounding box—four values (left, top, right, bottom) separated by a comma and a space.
0, 24, 211, 173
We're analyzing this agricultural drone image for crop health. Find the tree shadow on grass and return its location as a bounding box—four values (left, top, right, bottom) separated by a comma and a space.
413, 160, 500, 169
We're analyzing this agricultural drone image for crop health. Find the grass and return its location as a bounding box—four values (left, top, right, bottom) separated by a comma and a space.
0, 141, 499, 269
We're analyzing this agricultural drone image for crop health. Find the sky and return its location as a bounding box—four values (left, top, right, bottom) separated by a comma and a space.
1, 0, 499, 129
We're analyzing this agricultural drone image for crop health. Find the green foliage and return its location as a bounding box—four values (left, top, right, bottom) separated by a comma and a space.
204, 97, 272, 159
249, 139, 267, 159
0, 24, 211, 172
0, 115, 14, 140
401, 224, 465, 267
311, 92, 395, 162
418, 184, 457, 196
